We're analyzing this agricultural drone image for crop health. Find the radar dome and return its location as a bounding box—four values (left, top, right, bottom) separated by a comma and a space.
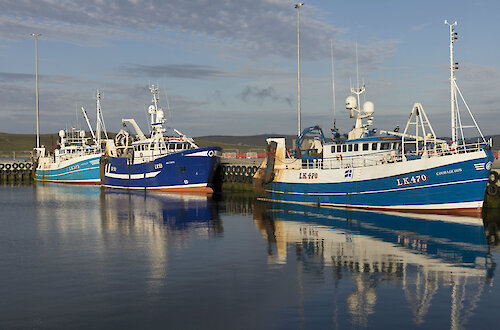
362, 101, 374, 115
345, 96, 357, 110
148, 105, 156, 114
58, 130, 65, 138
157, 109, 164, 122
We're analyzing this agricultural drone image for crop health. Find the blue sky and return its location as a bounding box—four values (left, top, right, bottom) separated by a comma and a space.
1, 0, 499, 138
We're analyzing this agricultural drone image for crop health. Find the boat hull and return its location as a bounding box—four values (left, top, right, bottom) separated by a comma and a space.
103, 147, 220, 193
35, 154, 101, 184
254, 149, 495, 216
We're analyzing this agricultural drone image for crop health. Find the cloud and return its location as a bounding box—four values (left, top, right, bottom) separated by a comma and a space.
118, 64, 228, 79
0, 72, 33, 81
0, 0, 394, 64
210, 90, 226, 106
240, 86, 292, 106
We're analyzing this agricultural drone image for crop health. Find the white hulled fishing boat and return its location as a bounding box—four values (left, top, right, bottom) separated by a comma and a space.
254, 21, 494, 216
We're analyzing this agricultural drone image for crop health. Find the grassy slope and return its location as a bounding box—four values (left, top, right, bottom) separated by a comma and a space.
2, 132, 498, 157
0, 132, 275, 156
0, 132, 60, 157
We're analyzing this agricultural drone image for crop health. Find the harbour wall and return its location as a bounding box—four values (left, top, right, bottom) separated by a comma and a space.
0, 160, 34, 183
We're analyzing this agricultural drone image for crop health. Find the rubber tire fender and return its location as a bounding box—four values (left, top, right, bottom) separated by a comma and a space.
489, 171, 498, 184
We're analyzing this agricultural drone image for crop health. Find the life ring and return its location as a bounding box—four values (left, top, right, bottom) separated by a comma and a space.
140, 152, 143, 158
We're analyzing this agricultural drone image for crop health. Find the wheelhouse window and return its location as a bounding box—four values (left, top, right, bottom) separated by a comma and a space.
336, 145, 341, 153
363, 143, 369, 151
354, 144, 359, 151
381, 142, 391, 150
348, 144, 353, 152
342, 145, 347, 152
372, 143, 378, 150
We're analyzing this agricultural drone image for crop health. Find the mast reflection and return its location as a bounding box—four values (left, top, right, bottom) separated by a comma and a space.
34, 183, 222, 299
254, 201, 495, 329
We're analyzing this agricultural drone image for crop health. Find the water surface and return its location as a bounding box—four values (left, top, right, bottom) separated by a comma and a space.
0, 183, 499, 329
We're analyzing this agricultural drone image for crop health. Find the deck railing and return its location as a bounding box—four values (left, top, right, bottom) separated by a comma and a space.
300, 141, 489, 170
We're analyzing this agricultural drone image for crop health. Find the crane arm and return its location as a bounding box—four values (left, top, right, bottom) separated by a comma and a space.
122, 119, 146, 140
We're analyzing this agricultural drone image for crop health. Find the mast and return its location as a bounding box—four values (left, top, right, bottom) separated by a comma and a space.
445, 20, 458, 144
31, 33, 42, 149
96, 90, 101, 147
331, 39, 337, 131
81, 107, 97, 142
295, 3, 304, 136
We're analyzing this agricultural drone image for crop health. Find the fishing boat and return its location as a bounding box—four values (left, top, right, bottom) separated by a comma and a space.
34, 91, 108, 184
102, 85, 220, 193
254, 21, 495, 216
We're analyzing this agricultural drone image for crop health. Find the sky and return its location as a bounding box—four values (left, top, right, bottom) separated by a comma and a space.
1, 0, 499, 139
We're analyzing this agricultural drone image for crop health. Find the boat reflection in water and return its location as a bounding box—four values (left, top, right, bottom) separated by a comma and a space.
34, 182, 222, 297
254, 201, 495, 328
102, 190, 222, 237
34, 182, 222, 236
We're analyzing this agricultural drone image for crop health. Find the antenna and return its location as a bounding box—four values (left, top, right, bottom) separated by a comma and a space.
355, 42, 360, 89
330, 39, 337, 131
350, 42, 365, 112
163, 87, 173, 128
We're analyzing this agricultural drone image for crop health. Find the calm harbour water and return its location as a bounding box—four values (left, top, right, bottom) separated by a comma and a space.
1, 183, 499, 329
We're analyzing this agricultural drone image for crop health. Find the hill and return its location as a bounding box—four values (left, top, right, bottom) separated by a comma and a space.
0, 132, 60, 157
1, 132, 498, 158
0, 132, 292, 157
193, 134, 297, 152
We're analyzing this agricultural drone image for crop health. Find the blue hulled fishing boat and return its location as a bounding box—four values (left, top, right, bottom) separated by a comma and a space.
34, 91, 108, 184
102, 85, 220, 193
